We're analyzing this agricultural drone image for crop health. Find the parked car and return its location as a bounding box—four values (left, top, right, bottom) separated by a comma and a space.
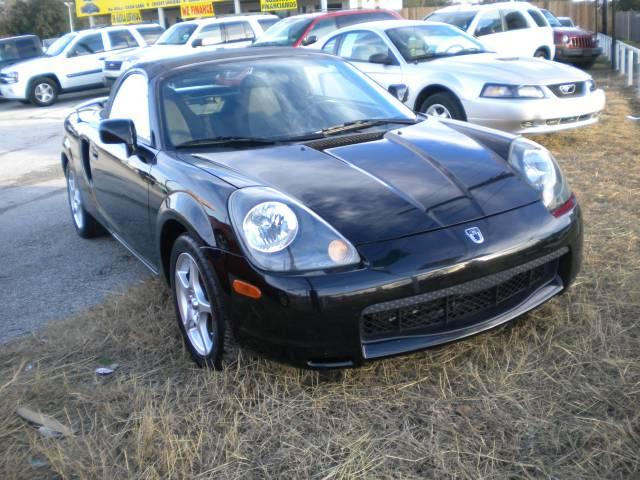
541, 9, 601, 68
0, 35, 42, 70
318, 20, 605, 134
61, 48, 582, 369
0, 25, 163, 106
557, 17, 575, 28
252, 9, 401, 48
426, 2, 555, 59
110, 14, 280, 85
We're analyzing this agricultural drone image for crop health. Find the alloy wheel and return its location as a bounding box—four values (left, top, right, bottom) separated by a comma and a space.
175, 252, 214, 356
426, 104, 452, 118
67, 170, 84, 229
34, 83, 54, 104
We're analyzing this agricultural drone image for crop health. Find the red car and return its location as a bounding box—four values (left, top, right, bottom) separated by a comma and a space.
253, 9, 402, 48
541, 9, 601, 69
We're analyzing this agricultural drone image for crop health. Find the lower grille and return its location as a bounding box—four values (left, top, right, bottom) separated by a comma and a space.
361, 250, 566, 342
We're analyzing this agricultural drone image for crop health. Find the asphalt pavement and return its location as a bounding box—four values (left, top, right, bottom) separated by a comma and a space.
0, 92, 150, 343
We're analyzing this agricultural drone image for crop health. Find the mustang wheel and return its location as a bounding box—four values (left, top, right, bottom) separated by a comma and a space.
170, 234, 227, 369
65, 166, 102, 238
419, 92, 465, 121
29, 77, 58, 107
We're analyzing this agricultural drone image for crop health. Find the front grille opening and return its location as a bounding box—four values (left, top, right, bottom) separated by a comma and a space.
361, 257, 560, 342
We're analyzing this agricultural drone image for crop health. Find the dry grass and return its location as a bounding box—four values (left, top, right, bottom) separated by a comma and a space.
1, 62, 639, 479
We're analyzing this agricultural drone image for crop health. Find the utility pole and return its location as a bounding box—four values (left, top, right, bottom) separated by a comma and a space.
602, 0, 608, 35
63, 2, 74, 32
234, 0, 241, 14
611, 0, 617, 68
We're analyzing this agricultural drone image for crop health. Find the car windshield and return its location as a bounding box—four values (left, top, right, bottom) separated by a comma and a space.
541, 10, 562, 27
253, 16, 313, 46
426, 11, 477, 31
45, 32, 76, 56
160, 57, 415, 147
387, 24, 486, 62
156, 23, 197, 45
559, 18, 574, 27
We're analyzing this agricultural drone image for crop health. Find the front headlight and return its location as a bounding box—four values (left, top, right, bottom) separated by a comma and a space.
3, 71, 19, 84
229, 187, 360, 272
508, 138, 572, 213
561, 34, 570, 44
481, 84, 545, 99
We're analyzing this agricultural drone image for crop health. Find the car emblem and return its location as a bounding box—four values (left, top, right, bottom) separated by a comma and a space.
465, 227, 484, 244
559, 83, 576, 95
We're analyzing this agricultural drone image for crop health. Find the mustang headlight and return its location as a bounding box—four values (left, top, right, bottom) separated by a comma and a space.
508, 137, 572, 213
3, 71, 19, 84
481, 84, 545, 99
229, 187, 360, 272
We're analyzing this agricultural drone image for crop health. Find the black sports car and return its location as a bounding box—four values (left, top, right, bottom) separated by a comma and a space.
61, 49, 582, 369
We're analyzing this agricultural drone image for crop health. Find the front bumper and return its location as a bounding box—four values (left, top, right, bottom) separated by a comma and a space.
0, 82, 27, 100
216, 201, 583, 368
465, 89, 605, 134
555, 47, 602, 63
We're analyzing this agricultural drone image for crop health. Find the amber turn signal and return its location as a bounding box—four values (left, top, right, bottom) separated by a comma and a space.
232, 279, 262, 300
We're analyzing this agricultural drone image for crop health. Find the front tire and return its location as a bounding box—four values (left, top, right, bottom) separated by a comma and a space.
65, 166, 102, 238
170, 234, 228, 369
419, 92, 466, 121
29, 77, 58, 107
534, 48, 550, 60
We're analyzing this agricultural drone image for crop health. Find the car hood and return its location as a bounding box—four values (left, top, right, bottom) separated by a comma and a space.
0, 54, 55, 73
553, 26, 592, 36
427, 52, 590, 84
105, 46, 146, 61
186, 120, 539, 245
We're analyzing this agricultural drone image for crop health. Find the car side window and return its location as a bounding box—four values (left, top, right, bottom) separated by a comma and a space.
504, 11, 529, 31
198, 24, 224, 45
306, 18, 338, 42
475, 11, 503, 37
337, 31, 391, 64
321, 36, 339, 55
108, 30, 139, 50
224, 22, 255, 42
527, 9, 548, 27
110, 73, 151, 143
68, 33, 105, 57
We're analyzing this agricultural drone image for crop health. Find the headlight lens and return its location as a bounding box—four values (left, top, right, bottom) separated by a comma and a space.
508, 138, 571, 212
561, 34, 570, 44
242, 201, 298, 253
4, 71, 18, 83
229, 187, 360, 272
481, 84, 545, 99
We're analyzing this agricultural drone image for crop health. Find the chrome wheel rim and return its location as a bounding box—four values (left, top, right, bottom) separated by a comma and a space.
34, 83, 54, 103
175, 252, 214, 356
425, 104, 452, 118
67, 170, 84, 229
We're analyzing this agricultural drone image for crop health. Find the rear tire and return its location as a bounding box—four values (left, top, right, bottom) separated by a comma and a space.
170, 234, 229, 369
65, 166, 103, 238
29, 77, 58, 107
419, 92, 466, 121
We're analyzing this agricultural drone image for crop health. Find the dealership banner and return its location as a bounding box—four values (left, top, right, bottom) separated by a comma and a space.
180, 1, 214, 19
111, 9, 143, 24
259, 0, 297, 12
77, 0, 183, 17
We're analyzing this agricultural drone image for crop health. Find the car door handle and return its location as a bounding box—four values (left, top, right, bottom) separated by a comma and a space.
90, 147, 99, 159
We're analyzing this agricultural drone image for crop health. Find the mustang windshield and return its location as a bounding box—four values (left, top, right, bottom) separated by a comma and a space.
387, 24, 486, 62
160, 57, 415, 147
252, 16, 313, 46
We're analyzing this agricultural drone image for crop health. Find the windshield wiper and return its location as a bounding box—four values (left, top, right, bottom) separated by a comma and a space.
319, 118, 420, 136
175, 136, 278, 148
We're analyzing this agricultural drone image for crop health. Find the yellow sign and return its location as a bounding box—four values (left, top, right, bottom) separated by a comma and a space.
180, 1, 214, 19
260, 0, 297, 11
77, 0, 182, 18
111, 9, 143, 24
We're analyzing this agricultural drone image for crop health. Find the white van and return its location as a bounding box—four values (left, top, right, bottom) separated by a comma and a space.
426, 2, 555, 59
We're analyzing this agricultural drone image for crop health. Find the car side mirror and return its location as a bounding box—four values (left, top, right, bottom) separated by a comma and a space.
301, 35, 317, 46
369, 52, 393, 65
388, 84, 409, 103
191, 38, 203, 48
100, 118, 137, 155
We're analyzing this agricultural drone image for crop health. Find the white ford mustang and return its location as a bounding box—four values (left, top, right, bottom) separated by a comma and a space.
317, 20, 606, 134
